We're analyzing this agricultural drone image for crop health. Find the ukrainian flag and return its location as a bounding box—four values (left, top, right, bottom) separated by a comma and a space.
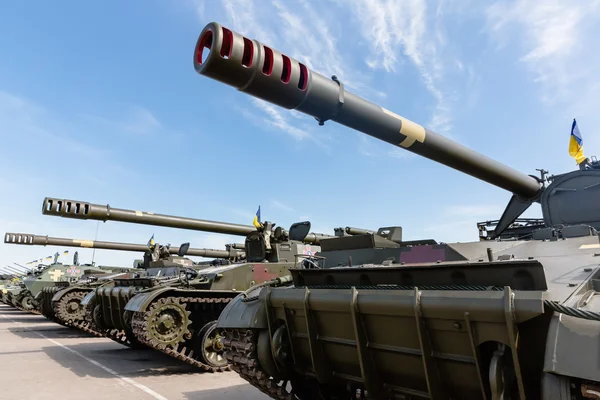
63, 250, 69, 255
253, 206, 262, 229
569, 118, 586, 164
147, 234, 155, 248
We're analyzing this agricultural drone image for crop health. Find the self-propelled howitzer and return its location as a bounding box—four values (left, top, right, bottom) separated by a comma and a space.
39, 200, 334, 371
192, 22, 600, 399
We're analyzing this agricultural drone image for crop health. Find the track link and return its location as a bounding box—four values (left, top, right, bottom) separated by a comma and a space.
84, 301, 142, 348
221, 328, 294, 400
131, 296, 232, 372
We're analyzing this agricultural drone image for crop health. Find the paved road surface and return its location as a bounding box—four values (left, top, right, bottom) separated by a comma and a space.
0, 304, 270, 400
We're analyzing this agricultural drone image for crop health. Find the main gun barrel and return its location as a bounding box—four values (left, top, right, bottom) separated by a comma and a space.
41, 197, 332, 245
193, 22, 541, 200
4, 232, 243, 259
42, 198, 255, 236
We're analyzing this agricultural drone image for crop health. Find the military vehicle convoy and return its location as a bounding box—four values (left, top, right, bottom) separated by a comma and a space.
192, 22, 600, 399
3, 231, 244, 348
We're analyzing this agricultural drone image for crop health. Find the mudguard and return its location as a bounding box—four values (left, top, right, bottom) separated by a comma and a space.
80, 290, 96, 307
124, 287, 240, 312
216, 290, 268, 329
124, 287, 181, 312
543, 312, 600, 382
51, 285, 91, 303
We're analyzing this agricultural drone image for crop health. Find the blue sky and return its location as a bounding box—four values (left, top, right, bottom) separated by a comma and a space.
1, 0, 599, 268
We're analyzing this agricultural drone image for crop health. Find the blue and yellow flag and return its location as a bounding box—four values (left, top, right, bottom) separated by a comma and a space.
253, 206, 262, 229
147, 234, 155, 248
63, 250, 69, 255
569, 118, 586, 164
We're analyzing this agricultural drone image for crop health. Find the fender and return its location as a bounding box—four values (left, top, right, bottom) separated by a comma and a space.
80, 290, 96, 307
124, 287, 182, 313
216, 291, 268, 329
51, 285, 92, 303
543, 312, 600, 382
124, 287, 241, 313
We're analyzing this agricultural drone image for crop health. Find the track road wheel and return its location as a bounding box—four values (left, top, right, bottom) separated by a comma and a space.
122, 311, 145, 349
92, 304, 105, 329
196, 321, 227, 368
146, 297, 191, 348
21, 295, 35, 312
55, 291, 86, 324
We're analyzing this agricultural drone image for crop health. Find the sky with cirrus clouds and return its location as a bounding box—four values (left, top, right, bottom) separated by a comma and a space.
0, 0, 599, 269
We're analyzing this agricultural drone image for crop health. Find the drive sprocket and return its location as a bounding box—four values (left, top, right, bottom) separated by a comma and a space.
54, 291, 86, 324
144, 297, 191, 348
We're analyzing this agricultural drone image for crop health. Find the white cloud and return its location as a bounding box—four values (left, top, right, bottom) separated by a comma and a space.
485, 0, 600, 105
270, 199, 295, 213
251, 99, 312, 141
78, 104, 163, 136
342, 0, 456, 134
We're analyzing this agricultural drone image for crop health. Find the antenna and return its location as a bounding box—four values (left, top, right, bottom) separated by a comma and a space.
91, 220, 100, 265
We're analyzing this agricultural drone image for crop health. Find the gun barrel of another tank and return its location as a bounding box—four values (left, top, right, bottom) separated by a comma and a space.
185, 248, 244, 258
41, 197, 330, 245
193, 22, 541, 200
345, 227, 374, 235
42, 197, 256, 236
3, 233, 244, 259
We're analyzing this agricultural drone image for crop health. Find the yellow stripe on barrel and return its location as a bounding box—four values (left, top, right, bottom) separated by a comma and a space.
381, 107, 426, 148
72, 239, 94, 248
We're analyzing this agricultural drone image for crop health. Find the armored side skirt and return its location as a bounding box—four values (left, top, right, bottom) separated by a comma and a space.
258, 286, 545, 398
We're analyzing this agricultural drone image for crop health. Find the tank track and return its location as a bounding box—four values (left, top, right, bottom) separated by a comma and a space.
222, 328, 294, 400
14, 294, 40, 314
80, 298, 142, 348
222, 328, 362, 400
131, 296, 232, 372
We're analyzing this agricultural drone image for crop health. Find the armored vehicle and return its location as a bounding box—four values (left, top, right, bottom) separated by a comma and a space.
40, 197, 338, 370
0, 272, 26, 308
193, 22, 600, 399
4, 232, 241, 347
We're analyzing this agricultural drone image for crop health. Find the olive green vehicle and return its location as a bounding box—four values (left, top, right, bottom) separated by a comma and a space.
193, 22, 600, 399
0, 273, 25, 307
4, 232, 241, 348
3, 262, 48, 312
41, 197, 336, 371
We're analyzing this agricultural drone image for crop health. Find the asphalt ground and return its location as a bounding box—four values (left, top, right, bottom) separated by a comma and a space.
0, 304, 270, 400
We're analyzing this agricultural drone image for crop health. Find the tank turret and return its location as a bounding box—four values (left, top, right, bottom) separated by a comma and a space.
193, 22, 600, 239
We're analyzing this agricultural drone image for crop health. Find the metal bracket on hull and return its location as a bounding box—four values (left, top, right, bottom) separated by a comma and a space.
503, 286, 526, 399
350, 287, 383, 398
303, 287, 332, 383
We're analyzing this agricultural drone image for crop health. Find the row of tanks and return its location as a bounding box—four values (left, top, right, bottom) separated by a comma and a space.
1, 19, 598, 400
